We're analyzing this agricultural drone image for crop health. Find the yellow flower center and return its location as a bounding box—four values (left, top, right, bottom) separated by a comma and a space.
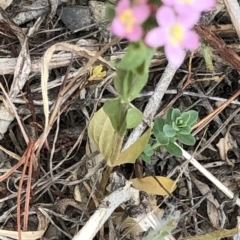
178, 0, 194, 3
119, 9, 136, 33
169, 24, 184, 46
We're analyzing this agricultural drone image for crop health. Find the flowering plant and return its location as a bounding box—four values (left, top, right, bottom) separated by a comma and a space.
110, 0, 215, 67
99, 0, 215, 162
110, 0, 150, 41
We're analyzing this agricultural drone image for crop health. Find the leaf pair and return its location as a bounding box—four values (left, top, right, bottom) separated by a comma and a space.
103, 97, 143, 136
88, 108, 150, 166
113, 42, 155, 103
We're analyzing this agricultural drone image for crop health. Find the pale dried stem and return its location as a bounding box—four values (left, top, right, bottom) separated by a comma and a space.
224, 0, 240, 39
72, 182, 139, 240
180, 145, 240, 206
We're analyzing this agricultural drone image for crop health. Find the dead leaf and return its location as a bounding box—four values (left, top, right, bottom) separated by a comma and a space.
56, 198, 84, 215
131, 176, 176, 196
216, 131, 234, 166
0, 0, 12, 9
88, 65, 107, 81
112, 213, 144, 234
47, 0, 59, 22
10, 39, 31, 99
112, 128, 151, 166
182, 227, 238, 240
191, 175, 222, 228
0, 211, 48, 240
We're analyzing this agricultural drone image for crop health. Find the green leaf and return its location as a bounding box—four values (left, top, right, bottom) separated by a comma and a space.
137, 47, 156, 74
165, 108, 173, 124
105, 3, 115, 22
153, 119, 170, 145
178, 126, 191, 135
113, 68, 129, 97
164, 142, 182, 157
186, 110, 198, 126
153, 118, 165, 135
177, 134, 196, 146
163, 124, 176, 137
202, 42, 214, 72
126, 107, 143, 129
172, 122, 179, 131
127, 72, 149, 102
180, 112, 190, 125
176, 116, 187, 127
118, 42, 148, 71
143, 143, 154, 157
113, 69, 149, 102
140, 153, 151, 164
171, 108, 181, 122
156, 132, 169, 145
103, 97, 127, 135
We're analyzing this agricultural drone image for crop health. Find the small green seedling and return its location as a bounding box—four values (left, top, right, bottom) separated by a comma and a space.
141, 107, 198, 161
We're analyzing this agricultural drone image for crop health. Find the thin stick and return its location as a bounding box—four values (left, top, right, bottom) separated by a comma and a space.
23, 144, 34, 230
72, 182, 139, 240
124, 63, 178, 150
180, 145, 240, 206
0, 83, 29, 144
192, 89, 240, 134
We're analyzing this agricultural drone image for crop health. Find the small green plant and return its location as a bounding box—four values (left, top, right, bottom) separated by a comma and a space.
141, 108, 198, 162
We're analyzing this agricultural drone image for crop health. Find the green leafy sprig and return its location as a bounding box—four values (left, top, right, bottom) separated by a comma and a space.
141, 108, 198, 162
103, 41, 155, 136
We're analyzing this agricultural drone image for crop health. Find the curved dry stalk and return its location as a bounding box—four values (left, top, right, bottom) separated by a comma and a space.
35, 37, 120, 156
17, 140, 36, 240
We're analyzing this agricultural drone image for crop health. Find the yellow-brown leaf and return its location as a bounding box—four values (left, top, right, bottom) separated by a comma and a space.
131, 176, 176, 196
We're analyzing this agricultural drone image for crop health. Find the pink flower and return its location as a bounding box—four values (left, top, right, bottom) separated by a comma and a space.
162, 0, 216, 16
110, 0, 150, 41
145, 6, 199, 67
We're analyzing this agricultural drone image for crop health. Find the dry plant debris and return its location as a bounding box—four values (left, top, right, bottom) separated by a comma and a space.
0, 0, 240, 240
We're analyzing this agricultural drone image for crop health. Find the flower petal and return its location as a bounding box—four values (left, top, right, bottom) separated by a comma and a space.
182, 30, 200, 50
165, 44, 186, 67
178, 11, 201, 28
174, 3, 192, 15
116, 0, 130, 15
145, 28, 166, 47
111, 19, 126, 37
126, 25, 143, 41
156, 6, 175, 27
133, 5, 150, 23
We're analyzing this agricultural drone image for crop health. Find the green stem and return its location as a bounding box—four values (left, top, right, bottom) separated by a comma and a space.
152, 142, 161, 150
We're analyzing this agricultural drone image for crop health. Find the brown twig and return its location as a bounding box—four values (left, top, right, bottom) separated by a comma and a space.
195, 25, 240, 70
17, 140, 35, 240
192, 88, 240, 135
